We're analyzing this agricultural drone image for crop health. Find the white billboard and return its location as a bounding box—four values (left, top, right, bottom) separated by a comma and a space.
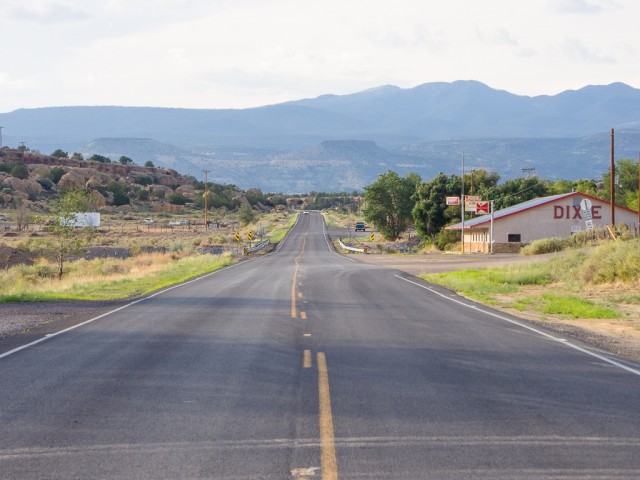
65, 212, 101, 227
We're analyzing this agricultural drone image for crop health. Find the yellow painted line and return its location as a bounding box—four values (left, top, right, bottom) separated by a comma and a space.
317, 352, 338, 480
291, 237, 307, 319
298, 292, 303, 300
303, 333, 311, 337
300, 311, 307, 320
303, 350, 312, 368
291, 263, 298, 318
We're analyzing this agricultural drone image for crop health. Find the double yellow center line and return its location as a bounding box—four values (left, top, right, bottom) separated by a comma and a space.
293, 237, 338, 479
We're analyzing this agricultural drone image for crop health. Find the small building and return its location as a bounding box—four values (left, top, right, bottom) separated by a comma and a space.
446, 192, 639, 253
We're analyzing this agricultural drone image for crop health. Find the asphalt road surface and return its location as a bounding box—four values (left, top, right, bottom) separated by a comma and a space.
1, 211, 639, 479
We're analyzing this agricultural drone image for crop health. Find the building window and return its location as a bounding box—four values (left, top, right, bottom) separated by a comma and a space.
508, 233, 521, 243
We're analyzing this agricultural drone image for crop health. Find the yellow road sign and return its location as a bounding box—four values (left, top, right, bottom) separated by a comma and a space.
235, 232, 240, 242
370, 232, 375, 241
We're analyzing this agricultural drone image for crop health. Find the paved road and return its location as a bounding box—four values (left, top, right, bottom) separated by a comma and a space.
1, 212, 640, 479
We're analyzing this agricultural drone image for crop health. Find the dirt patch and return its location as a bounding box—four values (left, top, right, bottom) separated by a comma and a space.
0, 245, 34, 268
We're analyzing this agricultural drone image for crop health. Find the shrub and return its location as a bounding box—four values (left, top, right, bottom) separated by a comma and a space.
520, 237, 566, 256
10, 163, 29, 180
168, 192, 188, 205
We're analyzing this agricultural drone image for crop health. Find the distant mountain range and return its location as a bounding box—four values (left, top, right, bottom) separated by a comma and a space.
1, 81, 639, 192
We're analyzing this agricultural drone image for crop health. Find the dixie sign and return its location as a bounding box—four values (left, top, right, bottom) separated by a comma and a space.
553, 205, 602, 220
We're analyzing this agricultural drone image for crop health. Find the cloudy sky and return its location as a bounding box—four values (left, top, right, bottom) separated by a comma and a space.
0, 0, 638, 113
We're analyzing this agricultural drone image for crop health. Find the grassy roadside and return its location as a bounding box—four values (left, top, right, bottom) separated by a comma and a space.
421, 238, 640, 321
0, 210, 304, 303
268, 212, 299, 243
0, 252, 235, 303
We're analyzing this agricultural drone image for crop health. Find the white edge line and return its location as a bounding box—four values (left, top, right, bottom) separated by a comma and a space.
321, 214, 359, 263
394, 274, 640, 378
0, 261, 245, 361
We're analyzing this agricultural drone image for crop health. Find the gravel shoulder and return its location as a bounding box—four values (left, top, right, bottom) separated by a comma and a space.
0, 300, 127, 355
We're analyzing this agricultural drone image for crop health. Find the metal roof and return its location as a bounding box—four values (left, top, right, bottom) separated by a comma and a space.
446, 192, 576, 230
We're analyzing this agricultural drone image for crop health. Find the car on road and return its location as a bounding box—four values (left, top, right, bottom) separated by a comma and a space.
355, 221, 366, 231
142, 218, 154, 224
0, 215, 8, 221
168, 220, 189, 226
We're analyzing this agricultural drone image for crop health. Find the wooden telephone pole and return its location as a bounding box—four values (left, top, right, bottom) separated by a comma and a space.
203, 169, 211, 231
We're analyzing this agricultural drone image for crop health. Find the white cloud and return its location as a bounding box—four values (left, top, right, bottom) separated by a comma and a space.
562, 38, 617, 64
0, 0, 638, 111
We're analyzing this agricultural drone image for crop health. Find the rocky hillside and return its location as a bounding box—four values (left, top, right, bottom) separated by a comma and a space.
0, 147, 202, 213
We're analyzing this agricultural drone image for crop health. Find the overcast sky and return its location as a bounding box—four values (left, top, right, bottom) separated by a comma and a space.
1, 0, 638, 113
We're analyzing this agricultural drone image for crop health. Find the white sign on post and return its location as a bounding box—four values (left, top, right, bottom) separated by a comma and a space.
465, 195, 481, 212
580, 198, 593, 225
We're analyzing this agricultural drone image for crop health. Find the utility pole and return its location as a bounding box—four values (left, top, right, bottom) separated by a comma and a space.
610, 129, 615, 226
461, 151, 465, 255
522, 167, 536, 177
203, 169, 211, 231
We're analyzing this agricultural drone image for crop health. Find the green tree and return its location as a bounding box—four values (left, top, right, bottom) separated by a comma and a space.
238, 204, 256, 225
134, 175, 152, 186
89, 154, 111, 163
71, 152, 84, 161
144, 160, 155, 168
412, 173, 459, 241
119, 155, 134, 165
106, 181, 130, 206
51, 149, 68, 158
600, 158, 638, 207
44, 190, 93, 279
362, 170, 419, 241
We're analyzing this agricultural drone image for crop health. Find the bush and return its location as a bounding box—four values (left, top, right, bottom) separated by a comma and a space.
435, 228, 460, 250
578, 238, 640, 284
10, 163, 29, 180
520, 237, 566, 256
168, 192, 188, 205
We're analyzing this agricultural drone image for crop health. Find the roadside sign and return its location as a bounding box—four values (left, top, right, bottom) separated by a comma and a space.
585, 219, 594, 231
248, 231, 253, 241
446, 197, 460, 206
580, 198, 593, 221
235, 232, 240, 242
465, 195, 481, 212
370, 232, 375, 241
475, 201, 489, 214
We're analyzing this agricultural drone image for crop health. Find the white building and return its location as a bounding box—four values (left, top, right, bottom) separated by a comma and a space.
446, 192, 639, 253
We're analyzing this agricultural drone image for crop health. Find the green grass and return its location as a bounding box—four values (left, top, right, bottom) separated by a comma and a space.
538, 294, 619, 319
0, 253, 234, 303
421, 264, 551, 303
269, 213, 299, 243
422, 257, 623, 319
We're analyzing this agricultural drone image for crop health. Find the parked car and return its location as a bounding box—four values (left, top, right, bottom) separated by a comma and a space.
142, 218, 154, 224
355, 221, 366, 231
0, 215, 8, 221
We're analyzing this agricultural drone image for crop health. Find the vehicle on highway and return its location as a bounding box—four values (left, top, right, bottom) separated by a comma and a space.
355, 221, 366, 231
142, 218, 154, 224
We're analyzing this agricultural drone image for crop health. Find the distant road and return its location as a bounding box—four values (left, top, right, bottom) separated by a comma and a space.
1, 212, 639, 479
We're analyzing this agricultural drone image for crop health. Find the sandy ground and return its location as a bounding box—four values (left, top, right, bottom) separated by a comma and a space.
355, 251, 640, 362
